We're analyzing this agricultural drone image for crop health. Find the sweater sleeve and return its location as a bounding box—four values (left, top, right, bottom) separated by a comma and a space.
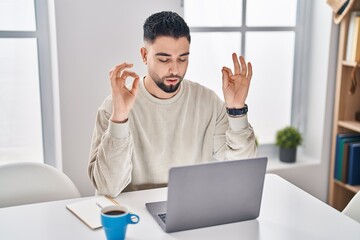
88, 106, 133, 197
213, 100, 257, 160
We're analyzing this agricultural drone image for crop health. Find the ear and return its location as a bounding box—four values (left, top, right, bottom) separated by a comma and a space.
140, 47, 147, 64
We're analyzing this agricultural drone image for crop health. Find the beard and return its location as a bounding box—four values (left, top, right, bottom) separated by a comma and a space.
149, 73, 184, 93
156, 79, 182, 93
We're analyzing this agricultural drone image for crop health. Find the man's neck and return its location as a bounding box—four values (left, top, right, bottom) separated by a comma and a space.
143, 76, 181, 99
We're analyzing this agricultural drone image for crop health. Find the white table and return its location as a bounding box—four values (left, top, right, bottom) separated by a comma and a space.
0, 174, 359, 240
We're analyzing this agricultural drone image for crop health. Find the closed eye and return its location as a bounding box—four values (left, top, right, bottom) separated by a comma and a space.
158, 58, 169, 63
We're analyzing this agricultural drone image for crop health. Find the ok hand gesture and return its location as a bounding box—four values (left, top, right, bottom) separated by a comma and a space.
109, 63, 140, 123
221, 53, 252, 109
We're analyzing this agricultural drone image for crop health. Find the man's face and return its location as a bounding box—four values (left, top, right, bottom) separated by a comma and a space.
143, 36, 190, 93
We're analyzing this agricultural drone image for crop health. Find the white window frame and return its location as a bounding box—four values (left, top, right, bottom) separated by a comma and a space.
185, 0, 312, 157
0, 0, 57, 166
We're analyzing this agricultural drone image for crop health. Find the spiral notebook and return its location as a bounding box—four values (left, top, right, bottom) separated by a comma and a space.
66, 196, 119, 229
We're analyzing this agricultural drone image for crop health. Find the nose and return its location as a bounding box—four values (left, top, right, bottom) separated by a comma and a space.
169, 62, 179, 76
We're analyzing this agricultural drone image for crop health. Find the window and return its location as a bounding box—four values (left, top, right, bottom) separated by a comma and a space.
0, 0, 54, 164
184, 0, 305, 145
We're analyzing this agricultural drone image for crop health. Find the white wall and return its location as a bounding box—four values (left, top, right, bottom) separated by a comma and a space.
53, 0, 183, 196
52, 0, 335, 200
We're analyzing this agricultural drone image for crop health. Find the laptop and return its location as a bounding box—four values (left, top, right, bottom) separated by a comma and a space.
145, 157, 268, 232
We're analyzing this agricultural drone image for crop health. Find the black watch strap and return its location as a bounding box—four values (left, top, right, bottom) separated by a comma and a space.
226, 104, 248, 116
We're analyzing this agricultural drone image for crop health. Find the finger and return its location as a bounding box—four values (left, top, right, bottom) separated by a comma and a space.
222, 67, 232, 90
222, 66, 233, 76
239, 56, 247, 76
112, 71, 138, 89
120, 70, 138, 79
109, 63, 133, 76
114, 63, 134, 79
114, 62, 133, 71
232, 53, 241, 75
221, 68, 228, 87
130, 76, 140, 96
247, 62, 253, 80
109, 63, 134, 80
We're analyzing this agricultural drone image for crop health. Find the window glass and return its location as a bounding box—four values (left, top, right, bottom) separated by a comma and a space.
246, 0, 297, 27
245, 32, 295, 143
0, 38, 43, 163
184, 0, 242, 27
186, 32, 241, 99
0, 0, 36, 31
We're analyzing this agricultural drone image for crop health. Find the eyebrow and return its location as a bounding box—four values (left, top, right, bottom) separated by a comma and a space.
155, 52, 190, 57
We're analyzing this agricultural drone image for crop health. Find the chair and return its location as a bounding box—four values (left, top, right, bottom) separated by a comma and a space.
0, 162, 81, 208
342, 191, 360, 223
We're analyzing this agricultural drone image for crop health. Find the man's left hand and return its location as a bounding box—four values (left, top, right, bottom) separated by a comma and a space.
221, 53, 252, 108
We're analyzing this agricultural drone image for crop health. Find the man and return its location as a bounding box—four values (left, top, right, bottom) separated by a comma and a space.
88, 11, 256, 197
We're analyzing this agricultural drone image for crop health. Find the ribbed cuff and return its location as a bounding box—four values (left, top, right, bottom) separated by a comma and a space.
227, 114, 249, 131
108, 120, 130, 139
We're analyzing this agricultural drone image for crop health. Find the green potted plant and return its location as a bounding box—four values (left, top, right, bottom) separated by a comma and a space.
275, 126, 302, 163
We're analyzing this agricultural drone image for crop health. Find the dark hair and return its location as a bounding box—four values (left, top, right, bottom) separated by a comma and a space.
143, 11, 191, 43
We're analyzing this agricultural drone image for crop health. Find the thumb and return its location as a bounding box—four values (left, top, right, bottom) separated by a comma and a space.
130, 77, 140, 96
222, 67, 230, 90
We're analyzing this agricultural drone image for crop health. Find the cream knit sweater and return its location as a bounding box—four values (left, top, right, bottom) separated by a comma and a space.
88, 79, 256, 197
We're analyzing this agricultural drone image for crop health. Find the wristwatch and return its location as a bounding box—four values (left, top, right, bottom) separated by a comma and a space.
226, 104, 248, 117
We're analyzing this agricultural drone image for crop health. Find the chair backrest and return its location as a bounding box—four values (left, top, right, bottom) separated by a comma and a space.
0, 162, 81, 208
342, 191, 360, 223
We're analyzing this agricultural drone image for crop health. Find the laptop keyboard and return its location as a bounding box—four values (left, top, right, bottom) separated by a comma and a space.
158, 213, 167, 223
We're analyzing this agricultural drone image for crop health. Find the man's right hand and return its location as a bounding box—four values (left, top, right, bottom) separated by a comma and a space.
109, 63, 140, 123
